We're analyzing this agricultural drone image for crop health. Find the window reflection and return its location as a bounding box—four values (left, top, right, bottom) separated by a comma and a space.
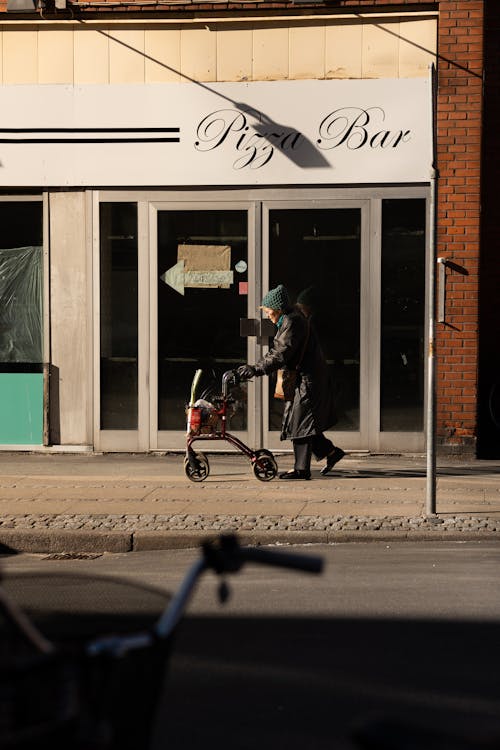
99, 203, 138, 430
0, 202, 43, 366
381, 199, 426, 431
268, 208, 361, 432
157, 210, 248, 431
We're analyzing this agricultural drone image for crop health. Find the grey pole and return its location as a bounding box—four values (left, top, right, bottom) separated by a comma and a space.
426, 168, 437, 517
426, 64, 438, 517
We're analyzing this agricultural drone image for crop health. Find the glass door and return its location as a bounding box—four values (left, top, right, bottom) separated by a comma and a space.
151, 204, 254, 450
97, 201, 142, 451
95, 192, 426, 453
262, 202, 369, 452
379, 198, 426, 449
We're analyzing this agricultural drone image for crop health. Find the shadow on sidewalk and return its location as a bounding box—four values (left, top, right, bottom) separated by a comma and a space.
322, 464, 500, 480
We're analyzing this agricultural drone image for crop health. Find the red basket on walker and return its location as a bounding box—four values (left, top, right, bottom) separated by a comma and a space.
186, 399, 219, 436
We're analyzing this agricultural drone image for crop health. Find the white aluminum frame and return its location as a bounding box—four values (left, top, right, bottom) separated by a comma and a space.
92, 186, 429, 453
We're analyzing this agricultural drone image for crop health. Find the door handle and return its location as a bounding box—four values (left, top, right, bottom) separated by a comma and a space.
240, 318, 259, 337
240, 318, 275, 345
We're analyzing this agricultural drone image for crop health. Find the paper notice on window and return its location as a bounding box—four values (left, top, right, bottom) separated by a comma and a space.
177, 244, 233, 288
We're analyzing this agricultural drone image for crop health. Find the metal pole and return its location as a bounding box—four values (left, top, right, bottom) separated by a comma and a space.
426, 63, 438, 517
426, 169, 437, 516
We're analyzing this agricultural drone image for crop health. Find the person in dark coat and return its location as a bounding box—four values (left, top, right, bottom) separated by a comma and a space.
237, 284, 344, 480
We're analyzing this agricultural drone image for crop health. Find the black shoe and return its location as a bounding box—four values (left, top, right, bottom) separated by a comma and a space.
320, 447, 345, 476
279, 470, 311, 480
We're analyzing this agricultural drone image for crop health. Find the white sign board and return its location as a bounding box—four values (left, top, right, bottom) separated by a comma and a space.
0, 79, 431, 186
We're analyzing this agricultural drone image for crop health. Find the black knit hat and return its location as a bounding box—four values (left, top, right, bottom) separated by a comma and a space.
297, 286, 319, 309
261, 284, 290, 311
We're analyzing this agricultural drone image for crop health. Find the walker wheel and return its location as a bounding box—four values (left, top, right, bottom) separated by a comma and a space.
184, 452, 210, 482
253, 449, 278, 482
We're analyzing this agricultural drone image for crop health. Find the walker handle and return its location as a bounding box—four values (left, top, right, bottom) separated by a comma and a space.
222, 369, 239, 396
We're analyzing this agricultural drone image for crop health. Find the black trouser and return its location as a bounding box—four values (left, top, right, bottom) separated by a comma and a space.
293, 434, 336, 471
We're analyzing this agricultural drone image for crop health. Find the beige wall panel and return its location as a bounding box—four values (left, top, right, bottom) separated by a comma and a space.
289, 25, 324, 80
38, 28, 74, 84
49, 192, 90, 446
0, 32, 3, 83
362, 22, 399, 79
399, 19, 437, 77
216, 26, 252, 82
180, 27, 216, 82
252, 26, 288, 81
325, 23, 362, 79
109, 28, 145, 84
3, 28, 37, 84
145, 28, 181, 83
74, 27, 109, 84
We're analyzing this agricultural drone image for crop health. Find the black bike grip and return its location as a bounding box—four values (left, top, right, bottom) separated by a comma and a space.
239, 546, 323, 574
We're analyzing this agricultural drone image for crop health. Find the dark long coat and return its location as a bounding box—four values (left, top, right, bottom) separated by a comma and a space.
255, 308, 337, 441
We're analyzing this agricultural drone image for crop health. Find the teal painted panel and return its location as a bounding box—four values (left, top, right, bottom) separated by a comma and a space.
0, 373, 43, 444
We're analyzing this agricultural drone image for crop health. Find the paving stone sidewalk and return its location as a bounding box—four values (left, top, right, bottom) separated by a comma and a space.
1, 451, 500, 552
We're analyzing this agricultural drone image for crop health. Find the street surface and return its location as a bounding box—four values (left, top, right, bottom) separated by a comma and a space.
2, 541, 500, 748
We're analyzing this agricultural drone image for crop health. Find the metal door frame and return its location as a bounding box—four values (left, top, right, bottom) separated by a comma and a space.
149, 200, 258, 452
93, 186, 429, 453
261, 198, 371, 453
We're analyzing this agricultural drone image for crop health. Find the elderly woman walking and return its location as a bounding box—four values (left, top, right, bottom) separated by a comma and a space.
237, 284, 344, 480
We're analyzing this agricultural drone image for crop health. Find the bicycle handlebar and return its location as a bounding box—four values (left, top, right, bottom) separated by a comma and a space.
202, 534, 323, 575
237, 545, 323, 574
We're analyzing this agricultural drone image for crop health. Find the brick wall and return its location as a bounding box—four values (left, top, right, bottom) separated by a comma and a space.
433, 1, 484, 454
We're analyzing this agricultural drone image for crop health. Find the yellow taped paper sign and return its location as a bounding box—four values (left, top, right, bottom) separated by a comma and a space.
178, 244, 232, 288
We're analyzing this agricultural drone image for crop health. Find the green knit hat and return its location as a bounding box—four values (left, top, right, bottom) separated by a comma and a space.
261, 284, 290, 311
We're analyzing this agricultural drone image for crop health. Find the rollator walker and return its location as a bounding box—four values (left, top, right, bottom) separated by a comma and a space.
184, 369, 278, 482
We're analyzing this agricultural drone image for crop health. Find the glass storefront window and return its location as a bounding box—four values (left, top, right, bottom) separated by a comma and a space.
381, 199, 426, 431
157, 210, 248, 431
95, 193, 427, 449
268, 208, 361, 432
0, 202, 43, 366
99, 203, 138, 430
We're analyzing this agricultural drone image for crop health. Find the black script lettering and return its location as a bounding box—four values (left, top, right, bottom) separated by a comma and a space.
275, 131, 303, 150
195, 109, 247, 151
195, 108, 303, 169
234, 135, 274, 170
389, 130, 412, 147
318, 107, 374, 150
369, 129, 412, 148
317, 107, 412, 151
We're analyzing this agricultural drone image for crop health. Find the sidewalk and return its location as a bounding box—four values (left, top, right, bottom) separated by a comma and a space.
1, 451, 500, 553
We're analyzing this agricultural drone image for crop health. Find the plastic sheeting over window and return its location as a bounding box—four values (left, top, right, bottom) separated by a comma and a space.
0, 246, 43, 363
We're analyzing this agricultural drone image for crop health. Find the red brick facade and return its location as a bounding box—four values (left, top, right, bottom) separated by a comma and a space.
434, 1, 484, 453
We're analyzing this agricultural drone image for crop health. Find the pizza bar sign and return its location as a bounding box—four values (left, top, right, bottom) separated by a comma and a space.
195, 106, 412, 170
0, 78, 431, 186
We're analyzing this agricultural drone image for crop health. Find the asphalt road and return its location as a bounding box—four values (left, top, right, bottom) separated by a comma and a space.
2, 541, 500, 749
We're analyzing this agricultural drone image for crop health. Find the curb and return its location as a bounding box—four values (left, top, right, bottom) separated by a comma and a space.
1, 528, 500, 554
0, 529, 132, 555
